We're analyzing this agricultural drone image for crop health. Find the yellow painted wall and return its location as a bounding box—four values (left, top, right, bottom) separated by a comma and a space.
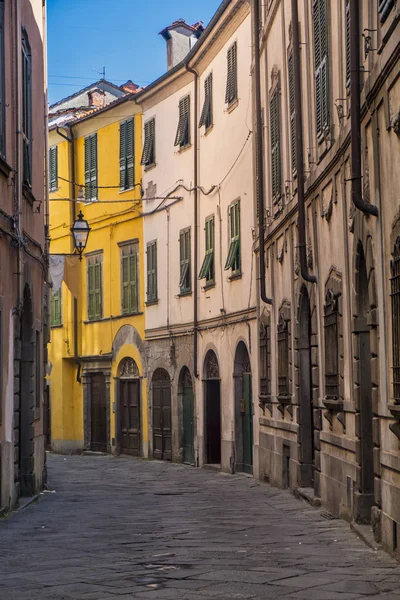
48, 102, 147, 454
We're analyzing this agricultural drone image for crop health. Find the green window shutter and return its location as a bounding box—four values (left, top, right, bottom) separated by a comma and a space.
120, 118, 135, 190
121, 254, 130, 313
85, 134, 98, 200
94, 262, 102, 319
51, 289, 62, 327
87, 258, 102, 320
87, 263, 95, 320
313, 0, 329, 138
141, 118, 155, 166
225, 42, 237, 105
174, 96, 190, 148
119, 120, 127, 190
147, 241, 157, 301
225, 203, 241, 273
270, 87, 281, 202
129, 252, 138, 313
199, 74, 213, 129
121, 248, 139, 314
288, 54, 296, 175
179, 230, 191, 292
49, 146, 58, 191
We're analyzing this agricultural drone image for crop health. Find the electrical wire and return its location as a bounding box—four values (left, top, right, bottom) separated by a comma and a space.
58, 175, 143, 192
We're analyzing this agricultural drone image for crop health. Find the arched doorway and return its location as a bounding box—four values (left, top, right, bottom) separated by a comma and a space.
20, 285, 35, 496
298, 286, 315, 487
152, 368, 171, 461
118, 358, 141, 456
234, 342, 253, 474
204, 350, 221, 466
354, 242, 374, 521
179, 367, 194, 465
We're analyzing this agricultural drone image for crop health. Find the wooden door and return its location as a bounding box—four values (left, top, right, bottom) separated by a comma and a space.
120, 379, 141, 456
152, 370, 171, 461
206, 380, 221, 465
91, 373, 107, 452
183, 383, 194, 465
242, 373, 253, 474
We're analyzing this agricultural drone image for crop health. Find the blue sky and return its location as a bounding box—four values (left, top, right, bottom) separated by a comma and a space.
47, 0, 221, 105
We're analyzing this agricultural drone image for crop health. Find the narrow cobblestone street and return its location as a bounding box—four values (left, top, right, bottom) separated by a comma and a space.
1, 455, 400, 600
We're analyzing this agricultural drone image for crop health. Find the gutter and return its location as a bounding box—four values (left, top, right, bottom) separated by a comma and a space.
253, 0, 272, 304
292, 0, 317, 283
350, 0, 378, 217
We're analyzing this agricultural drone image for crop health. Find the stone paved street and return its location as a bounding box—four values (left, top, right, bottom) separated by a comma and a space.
1, 455, 400, 599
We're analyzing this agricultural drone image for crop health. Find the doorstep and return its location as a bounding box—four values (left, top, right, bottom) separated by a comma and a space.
203, 464, 221, 472
294, 486, 321, 507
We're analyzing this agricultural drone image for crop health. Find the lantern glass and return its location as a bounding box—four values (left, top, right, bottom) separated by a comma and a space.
71, 211, 90, 257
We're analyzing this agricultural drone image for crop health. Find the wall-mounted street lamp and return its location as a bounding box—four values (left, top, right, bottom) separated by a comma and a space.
70, 211, 91, 260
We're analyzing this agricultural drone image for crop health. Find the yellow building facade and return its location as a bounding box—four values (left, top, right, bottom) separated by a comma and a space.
48, 95, 148, 456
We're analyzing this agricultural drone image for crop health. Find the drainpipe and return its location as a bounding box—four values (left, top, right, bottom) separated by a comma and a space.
291, 0, 317, 283
186, 64, 200, 378
350, 0, 378, 217
253, 0, 272, 304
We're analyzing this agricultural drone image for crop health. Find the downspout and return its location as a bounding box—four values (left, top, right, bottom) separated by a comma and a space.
291, 0, 317, 283
186, 64, 200, 377
349, 0, 378, 217
253, 0, 272, 304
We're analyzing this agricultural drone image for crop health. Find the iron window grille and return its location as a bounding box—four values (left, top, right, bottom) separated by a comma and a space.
288, 53, 296, 176
121, 243, 139, 315
391, 237, 400, 403
141, 118, 155, 167
198, 217, 215, 284
22, 31, 32, 187
120, 118, 135, 191
225, 200, 241, 275
84, 133, 98, 201
259, 323, 270, 397
270, 85, 282, 203
87, 253, 103, 321
277, 312, 290, 398
313, 0, 330, 139
225, 41, 238, 105
324, 289, 340, 398
179, 228, 191, 294
49, 146, 58, 191
146, 240, 157, 302
199, 73, 213, 131
50, 288, 62, 327
174, 95, 191, 148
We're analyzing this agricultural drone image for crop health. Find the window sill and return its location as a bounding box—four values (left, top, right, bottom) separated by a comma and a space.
49, 187, 59, 194
277, 394, 292, 405
228, 272, 242, 282
322, 397, 343, 412
145, 299, 158, 306
84, 317, 104, 324
23, 184, 36, 206
118, 311, 143, 318
227, 98, 239, 113
177, 290, 192, 298
204, 124, 214, 137
178, 143, 192, 154
144, 163, 156, 172
84, 199, 98, 205
50, 324, 63, 329
0, 156, 12, 179
119, 187, 137, 195
202, 281, 215, 291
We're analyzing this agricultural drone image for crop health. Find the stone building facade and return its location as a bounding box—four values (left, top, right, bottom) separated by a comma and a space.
253, 0, 400, 556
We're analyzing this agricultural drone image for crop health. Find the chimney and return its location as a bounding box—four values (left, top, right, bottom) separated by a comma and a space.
159, 19, 204, 70
121, 80, 139, 94
87, 89, 106, 108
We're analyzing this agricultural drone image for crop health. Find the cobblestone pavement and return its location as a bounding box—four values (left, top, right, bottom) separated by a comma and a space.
1, 455, 400, 600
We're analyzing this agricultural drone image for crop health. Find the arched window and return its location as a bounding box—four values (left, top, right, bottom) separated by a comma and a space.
324, 289, 340, 399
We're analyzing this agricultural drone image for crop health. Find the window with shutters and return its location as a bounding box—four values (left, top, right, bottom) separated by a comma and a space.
174, 95, 190, 149
313, 0, 329, 139
225, 41, 238, 106
225, 200, 241, 276
324, 289, 340, 398
84, 133, 97, 201
378, 0, 394, 23
120, 242, 139, 315
345, 0, 350, 89
141, 118, 155, 167
0, 1, 5, 159
50, 288, 62, 327
270, 85, 282, 203
277, 312, 290, 398
22, 31, 32, 187
120, 118, 135, 191
259, 322, 271, 398
199, 73, 213, 131
35, 330, 40, 409
198, 216, 215, 285
87, 253, 103, 321
288, 53, 296, 176
49, 146, 58, 192
179, 228, 191, 294
146, 240, 157, 303
391, 237, 400, 403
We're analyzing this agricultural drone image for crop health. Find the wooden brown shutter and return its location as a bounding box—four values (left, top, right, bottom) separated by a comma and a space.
313, 0, 329, 138
0, 1, 5, 158
270, 87, 281, 203
288, 54, 296, 175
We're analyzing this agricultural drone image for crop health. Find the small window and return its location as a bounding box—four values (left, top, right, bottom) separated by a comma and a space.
198, 216, 215, 284
146, 240, 157, 302
225, 41, 238, 105
22, 30, 32, 186
277, 312, 290, 398
391, 237, 400, 403
199, 73, 213, 131
270, 85, 282, 202
179, 229, 191, 294
0, 1, 5, 158
120, 118, 134, 191
87, 253, 102, 321
49, 146, 58, 192
324, 289, 340, 398
141, 118, 155, 167
288, 54, 296, 175
50, 288, 62, 327
378, 0, 394, 23
121, 242, 139, 314
174, 95, 191, 149
84, 133, 97, 201
313, 0, 329, 139
35, 330, 40, 409
345, 0, 350, 89
225, 200, 241, 276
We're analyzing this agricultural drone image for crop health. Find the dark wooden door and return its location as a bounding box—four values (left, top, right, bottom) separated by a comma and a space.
183, 384, 194, 465
242, 373, 253, 474
120, 379, 141, 456
206, 380, 221, 464
153, 373, 172, 461
91, 373, 107, 452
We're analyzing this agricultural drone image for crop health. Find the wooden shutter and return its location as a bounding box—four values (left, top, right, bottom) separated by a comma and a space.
147, 241, 157, 301
313, 0, 329, 138
175, 96, 190, 147
87, 262, 95, 320
88, 257, 102, 320
345, 0, 350, 88
324, 291, 340, 398
22, 35, 31, 185
49, 146, 58, 191
391, 238, 400, 402
225, 202, 240, 272
85, 134, 98, 200
179, 230, 191, 292
121, 254, 130, 313
225, 42, 237, 105
94, 261, 102, 319
277, 313, 289, 397
120, 119, 135, 190
129, 252, 138, 313
288, 54, 296, 175
51, 289, 62, 326
119, 120, 126, 189
199, 74, 213, 129
270, 88, 281, 202
141, 118, 155, 166
0, 1, 5, 158
378, 0, 394, 23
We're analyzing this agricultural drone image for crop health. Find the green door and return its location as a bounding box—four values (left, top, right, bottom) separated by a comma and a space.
183, 383, 194, 465
242, 373, 253, 474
